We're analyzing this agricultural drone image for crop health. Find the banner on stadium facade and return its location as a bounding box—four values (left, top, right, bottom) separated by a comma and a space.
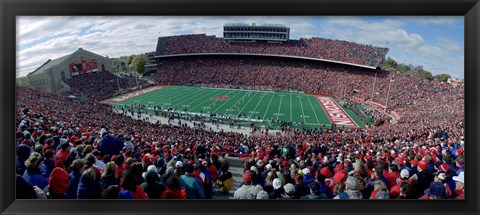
69, 59, 98, 76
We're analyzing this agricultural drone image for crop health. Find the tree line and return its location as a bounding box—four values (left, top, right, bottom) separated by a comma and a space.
381, 57, 454, 83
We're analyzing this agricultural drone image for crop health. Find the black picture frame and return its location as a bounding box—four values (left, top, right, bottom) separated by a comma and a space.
1, 0, 479, 215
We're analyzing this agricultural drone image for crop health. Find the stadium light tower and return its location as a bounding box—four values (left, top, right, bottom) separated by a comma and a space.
385, 79, 394, 110
371, 72, 377, 101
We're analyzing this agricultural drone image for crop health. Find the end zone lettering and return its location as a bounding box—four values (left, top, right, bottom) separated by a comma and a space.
107, 86, 166, 104
316, 96, 358, 127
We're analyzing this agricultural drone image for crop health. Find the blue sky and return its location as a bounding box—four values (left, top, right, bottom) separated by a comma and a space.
16, 16, 464, 79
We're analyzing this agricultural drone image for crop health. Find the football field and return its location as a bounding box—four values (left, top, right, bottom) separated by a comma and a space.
103, 86, 365, 129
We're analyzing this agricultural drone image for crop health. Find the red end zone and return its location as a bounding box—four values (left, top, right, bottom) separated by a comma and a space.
105, 86, 167, 104
315, 96, 359, 127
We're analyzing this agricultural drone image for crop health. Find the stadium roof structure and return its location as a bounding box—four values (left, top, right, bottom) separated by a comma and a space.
28, 48, 107, 76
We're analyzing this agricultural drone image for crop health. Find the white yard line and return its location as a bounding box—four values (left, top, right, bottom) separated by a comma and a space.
298, 96, 307, 124
237, 92, 259, 115
276, 94, 284, 121
262, 94, 275, 120
290, 94, 293, 122
250, 94, 267, 118
189, 90, 226, 111
307, 96, 321, 125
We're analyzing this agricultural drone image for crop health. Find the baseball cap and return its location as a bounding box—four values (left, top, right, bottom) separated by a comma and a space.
273, 178, 282, 190
284, 183, 295, 195
417, 161, 427, 171
400, 169, 410, 179
424, 182, 446, 197
452, 172, 464, 184
243, 171, 252, 184
436, 172, 447, 181
302, 168, 310, 175
175, 161, 183, 168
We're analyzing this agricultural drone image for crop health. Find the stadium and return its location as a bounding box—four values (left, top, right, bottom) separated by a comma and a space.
16, 23, 465, 200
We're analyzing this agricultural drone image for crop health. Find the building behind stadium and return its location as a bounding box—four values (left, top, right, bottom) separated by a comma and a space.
27, 48, 113, 94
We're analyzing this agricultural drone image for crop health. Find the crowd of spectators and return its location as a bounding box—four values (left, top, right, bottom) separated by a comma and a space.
16, 75, 464, 199
63, 71, 152, 101
156, 34, 388, 68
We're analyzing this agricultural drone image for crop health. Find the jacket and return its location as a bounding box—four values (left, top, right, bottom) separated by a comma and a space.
100, 176, 119, 190
179, 174, 205, 199
162, 187, 187, 199
333, 190, 363, 199
141, 170, 165, 199
67, 170, 82, 199
234, 184, 253, 199
23, 169, 49, 190
77, 176, 102, 199
217, 172, 234, 192
98, 135, 124, 156
301, 193, 328, 199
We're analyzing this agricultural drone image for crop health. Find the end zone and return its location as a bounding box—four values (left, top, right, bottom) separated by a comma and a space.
315, 96, 359, 127
104, 85, 167, 104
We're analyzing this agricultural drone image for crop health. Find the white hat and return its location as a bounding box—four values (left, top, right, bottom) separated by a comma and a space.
400, 169, 410, 179
175, 161, 183, 168
266, 164, 272, 171
147, 165, 157, 172
273, 178, 283, 190
453, 172, 464, 184
302, 168, 310, 175
250, 166, 258, 173
256, 191, 269, 199
437, 172, 447, 181
248, 185, 264, 196
284, 183, 295, 195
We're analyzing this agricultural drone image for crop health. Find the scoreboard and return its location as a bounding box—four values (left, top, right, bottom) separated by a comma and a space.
70, 59, 99, 76
223, 23, 290, 42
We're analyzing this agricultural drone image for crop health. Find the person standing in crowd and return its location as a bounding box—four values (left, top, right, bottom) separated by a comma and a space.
67, 159, 85, 199
101, 161, 119, 190
23, 152, 49, 190
179, 164, 205, 199
162, 174, 187, 199
98, 131, 124, 157
452, 172, 464, 199
141, 169, 166, 199
54, 142, 70, 168
119, 163, 149, 199
301, 182, 327, 199
414, 160, 434, 198
334, 176, 363, 199
216, 165, 234, 194
77, 168, 102, 199
43, 167, 69, 199
234, 170, 254, 199
281, 183, 296, 199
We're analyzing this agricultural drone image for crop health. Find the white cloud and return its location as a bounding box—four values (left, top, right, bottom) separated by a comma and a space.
437, 37, 461, 52
403, 16, 460, 26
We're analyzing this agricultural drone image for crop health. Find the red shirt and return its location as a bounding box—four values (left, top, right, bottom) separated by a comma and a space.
455, 190, 464, 199
43, 144, 54, 153
162, 187, 187, 199
389, 179, 412, 199
133, 185, 149, 199
116, 165, 125, 180
208, 165, 218, 181
386, 172, 400, 187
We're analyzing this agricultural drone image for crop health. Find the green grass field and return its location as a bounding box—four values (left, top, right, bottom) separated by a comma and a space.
103, 86, 365, 129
